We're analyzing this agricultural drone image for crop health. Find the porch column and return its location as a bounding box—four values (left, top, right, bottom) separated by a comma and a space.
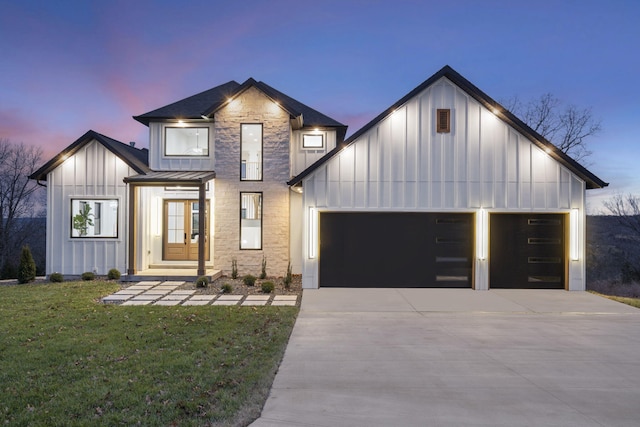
127, 184, 138, 275
197, 182, 206, 276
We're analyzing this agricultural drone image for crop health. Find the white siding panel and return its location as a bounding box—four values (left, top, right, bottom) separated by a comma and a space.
301, 77, 588, 291
46, 140, 132, 275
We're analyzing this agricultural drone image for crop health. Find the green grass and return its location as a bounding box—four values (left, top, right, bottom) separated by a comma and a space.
589, 290, 640, 309
0, 281, 298, 426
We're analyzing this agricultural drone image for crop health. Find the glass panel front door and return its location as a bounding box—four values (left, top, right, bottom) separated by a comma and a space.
163, 200, 209, 261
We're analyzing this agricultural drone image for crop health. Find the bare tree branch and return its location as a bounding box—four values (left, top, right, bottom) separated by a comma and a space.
0, 138, 44, 268
603, 193, 640, 237
502, 93, 601, 162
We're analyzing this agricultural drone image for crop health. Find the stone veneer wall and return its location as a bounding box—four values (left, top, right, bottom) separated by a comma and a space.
213, 87, 291, 277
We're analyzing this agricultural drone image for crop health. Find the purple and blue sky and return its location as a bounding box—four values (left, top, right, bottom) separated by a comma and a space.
1, 0, 638, 212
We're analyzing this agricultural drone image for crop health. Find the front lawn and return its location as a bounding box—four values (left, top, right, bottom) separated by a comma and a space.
0, 281, 298, 426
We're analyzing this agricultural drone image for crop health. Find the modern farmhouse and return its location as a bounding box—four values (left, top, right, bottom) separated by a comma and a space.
30, 66, 607, 290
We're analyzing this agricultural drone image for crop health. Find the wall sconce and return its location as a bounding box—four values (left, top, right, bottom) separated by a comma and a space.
570, 208, 579, 261
309, 207, 318, 259
477, 208, 488, 260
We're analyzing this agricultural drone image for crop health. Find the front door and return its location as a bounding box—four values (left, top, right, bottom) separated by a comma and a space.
163, 200, 209, 261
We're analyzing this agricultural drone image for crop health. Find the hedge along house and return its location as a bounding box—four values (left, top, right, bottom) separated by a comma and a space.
30, 65, 606, 288
30, 78, 346, 279
289, 66, 607, 290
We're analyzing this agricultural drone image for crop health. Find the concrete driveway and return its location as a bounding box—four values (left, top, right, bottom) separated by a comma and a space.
251, 289, 640, 427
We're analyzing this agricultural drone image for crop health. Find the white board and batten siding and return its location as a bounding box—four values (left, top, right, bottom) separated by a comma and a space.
46, 140, 134, 275
301, 77, 586, 290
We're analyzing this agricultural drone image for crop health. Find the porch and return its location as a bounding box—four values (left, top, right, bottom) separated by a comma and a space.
122, 266, 222, 282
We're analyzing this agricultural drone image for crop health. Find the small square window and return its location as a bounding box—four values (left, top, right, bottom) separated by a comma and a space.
436, 109, 451, 133
303, 134, 324, 149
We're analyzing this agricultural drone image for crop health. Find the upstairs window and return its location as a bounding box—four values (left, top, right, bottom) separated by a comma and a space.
71, 199, 118, 238
241, 124, 262, 180
165, 127, 209, 156
436, 109, 451, 133
303, 134, 324, 149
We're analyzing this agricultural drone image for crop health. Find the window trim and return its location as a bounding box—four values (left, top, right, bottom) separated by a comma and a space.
436, 109, 451, 133
302, 133, 324, 149
239, 192, 263, 250
164, 126, 210, 157
70, 198, 119, 239
240, 123, 263, 181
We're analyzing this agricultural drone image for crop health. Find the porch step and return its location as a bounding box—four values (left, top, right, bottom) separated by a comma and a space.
122, 269, 222, 283
148, 264, 215, 269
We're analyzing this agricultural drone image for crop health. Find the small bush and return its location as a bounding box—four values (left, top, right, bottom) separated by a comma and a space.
81, 272, 95, 281
107, 268, 121, 280
284, 260, 293, 289
260, 256, 267, 279
221, 283, 233, 293
231, 258, 238, 279
243, 274, 256, 286
49, 272, 64, 283
17, 246, 36, 284
261, 281, 275, 293
195, 276, 209, 288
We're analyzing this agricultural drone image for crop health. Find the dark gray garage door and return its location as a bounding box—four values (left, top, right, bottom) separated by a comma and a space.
319, 212, 473, 288
490, 213, 565, 289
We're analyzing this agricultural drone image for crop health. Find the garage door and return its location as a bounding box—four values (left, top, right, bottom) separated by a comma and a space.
490, 214, 565, 289
319, 212, 473, 288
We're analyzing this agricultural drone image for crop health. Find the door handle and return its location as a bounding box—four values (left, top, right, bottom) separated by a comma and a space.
184, 233, 187, 244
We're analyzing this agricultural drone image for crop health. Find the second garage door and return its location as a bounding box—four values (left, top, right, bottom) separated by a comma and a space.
319, 212, 473, 288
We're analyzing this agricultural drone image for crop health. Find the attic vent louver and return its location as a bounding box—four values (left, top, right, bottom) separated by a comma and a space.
436, 109, 450, 133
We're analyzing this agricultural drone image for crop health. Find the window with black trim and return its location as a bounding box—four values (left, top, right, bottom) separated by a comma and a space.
240, 192, 262, 249
303, 134, 324, 149
165, 127, 209, 156
241, 124, 262, 180
71, 199, 118, 238
436, 109, 451, 133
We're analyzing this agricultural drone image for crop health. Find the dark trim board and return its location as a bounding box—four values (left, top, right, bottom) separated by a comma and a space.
319, 212, 473, 288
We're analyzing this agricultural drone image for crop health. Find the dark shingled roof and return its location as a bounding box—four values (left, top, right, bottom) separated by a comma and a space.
29, 130, 149, 181
133, 78, 347, 142
288, 65, 608, 190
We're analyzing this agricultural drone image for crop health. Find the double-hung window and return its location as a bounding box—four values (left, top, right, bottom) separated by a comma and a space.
241, 124, 262, 180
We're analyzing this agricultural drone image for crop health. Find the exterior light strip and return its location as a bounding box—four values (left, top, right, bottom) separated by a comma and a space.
309, 207, 318, 259
570, 208, 579, 261
477, 208, 488, 260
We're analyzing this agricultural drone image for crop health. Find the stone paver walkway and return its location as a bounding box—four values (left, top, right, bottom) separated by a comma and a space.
102, 281, 297, 306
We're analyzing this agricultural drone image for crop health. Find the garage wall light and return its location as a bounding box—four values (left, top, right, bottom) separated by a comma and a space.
570, 208, 579, 261
477, 208, 488, 260
309, 207, 318, 259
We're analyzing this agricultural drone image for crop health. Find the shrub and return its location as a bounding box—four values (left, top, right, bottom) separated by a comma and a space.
81, 271, 95, 281
261, 281, 275, 293
49, 272, 64, 283
231, 258, 238, 279
107, 268, 121, 280
284, 260, 293, 289
260, 256, 267, 279
221, 283, 233, 293
242, 274, 256, 286
195, 276, 209, 288
17, 246, 36, 284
